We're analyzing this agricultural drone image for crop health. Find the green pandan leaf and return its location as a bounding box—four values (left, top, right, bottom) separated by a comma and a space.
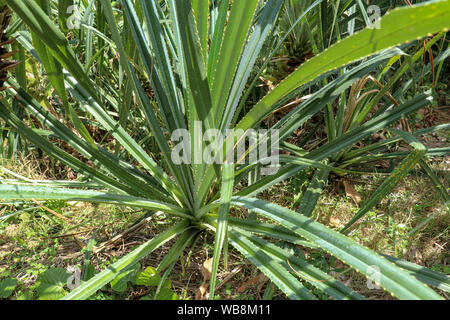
84, 264, 97, 281
237, 0, 450, 132
0, 278, 18, 298
35, 268, 72, 300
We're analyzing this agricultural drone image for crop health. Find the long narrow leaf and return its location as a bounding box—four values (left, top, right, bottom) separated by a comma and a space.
231, 197, 443, 299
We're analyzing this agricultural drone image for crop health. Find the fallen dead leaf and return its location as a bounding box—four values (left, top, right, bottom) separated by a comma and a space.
237, 273, 268, 294
201, 258, 213, 281
329, 217, 342, 228
195, 258, 214, 300
195, 282, 208, 300
343, 180, 362, 206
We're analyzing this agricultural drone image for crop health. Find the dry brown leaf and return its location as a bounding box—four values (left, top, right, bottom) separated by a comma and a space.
343, 180, 362, 206
329, 217, 342, 228
256, 276, 269, 294
195, 258, 214, 300
195, 282, 208, 300
378, 160, 390, 169
201, 258, 213, 281
237, 273, 268, 294
409, 246, 424, 264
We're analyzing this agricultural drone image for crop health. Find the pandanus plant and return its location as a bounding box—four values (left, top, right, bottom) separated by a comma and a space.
0, 0, 449, 299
